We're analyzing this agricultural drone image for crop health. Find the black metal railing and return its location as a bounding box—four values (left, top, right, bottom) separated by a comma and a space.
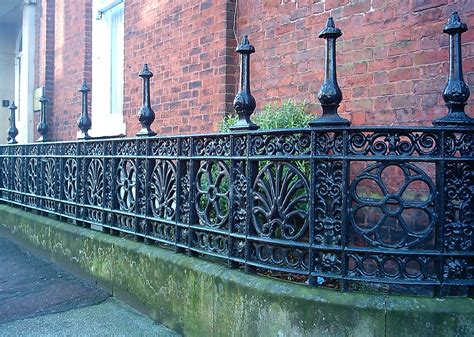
0, 14, 472, 297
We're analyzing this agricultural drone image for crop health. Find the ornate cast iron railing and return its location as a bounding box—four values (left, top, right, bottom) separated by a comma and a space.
0, 14, 472, 297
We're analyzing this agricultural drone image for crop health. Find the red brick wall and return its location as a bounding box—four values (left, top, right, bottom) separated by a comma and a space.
235, 0, 474, 125
35, 0, 56, 140
123, 0, 238, 136
35, 0, 473, 140
36, 0, 92, 141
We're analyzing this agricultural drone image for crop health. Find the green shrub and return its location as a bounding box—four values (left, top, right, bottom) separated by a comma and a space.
219, 100, 314, 132
219, 100, 314, 178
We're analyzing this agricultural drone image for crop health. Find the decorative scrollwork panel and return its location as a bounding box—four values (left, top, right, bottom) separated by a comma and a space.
85, 142, 104, 156
178, 227, 189, 245
314, 132, 343, 155
14, 158, 22, 192
443, 257, 473, 281
249, 242, 309, 272
1, 158, 9, 189
179, 161, 190, 224
116, 141, 137, 156
231, 238, 246, 260
63, 159, 77, 201
191, 230, 228, 256
349, 132, 439, 156
252, 162, 309, 241
43, 158, 57, 198
180, 138, 191, 156
314, 251, 342, 275
136, 159, 146, 215
24, 158, 38, 207
196, 160, 230, 229
116, 159, 136, 212
103, 158, 113, 209
232, 161, 247, 234
150, 160, 176, 221
27, 158, 38, 194
86, 159, 104, 206
314, 161, 343, 246
115, 214, 136, 232
151, 139, 178, 156
348, 253, 437, 282
251, 133, 311, 156
349, 162, 436, 249
64, 143, 77, 156
149, 220, 176, 243
42, 158, 58, 210
84, 208, 103, 224
444, 162, 473, 251
195, 136, 231, 156
445, 132, 473, 158
233, 136, 247, 156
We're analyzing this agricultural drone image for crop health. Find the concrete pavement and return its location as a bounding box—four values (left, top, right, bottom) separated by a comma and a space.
0, 235, 180, 336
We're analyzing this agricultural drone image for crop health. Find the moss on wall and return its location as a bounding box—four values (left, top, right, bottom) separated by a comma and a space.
0, 204, 472, 337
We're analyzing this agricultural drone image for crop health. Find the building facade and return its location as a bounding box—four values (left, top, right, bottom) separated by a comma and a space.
1, 0, 473, 143
0, 0, 37, 143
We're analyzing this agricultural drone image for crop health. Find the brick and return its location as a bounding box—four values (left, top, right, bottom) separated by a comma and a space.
35, 0, 474, 137
387, 68, 420, 82
342, 0, 371, 17
411, 0, 447, 13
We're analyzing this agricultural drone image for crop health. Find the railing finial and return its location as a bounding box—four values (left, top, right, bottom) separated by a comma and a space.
309, 17, 350, 127
230, 35, 259, 131
77, 80, 92, 139
37, 92, 49, 142
7, 101, 18, 144
136, 63, 156, 137
434, 12, 473, 126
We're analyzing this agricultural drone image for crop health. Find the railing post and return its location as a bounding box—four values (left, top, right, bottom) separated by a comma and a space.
309, 17, 350, 127
136, 64, 156, 137
434, 12, 473, 126
37, 93, 49, 142
230, 36, 259, 131
7, 102, 18, 144
77, 80, 92, 139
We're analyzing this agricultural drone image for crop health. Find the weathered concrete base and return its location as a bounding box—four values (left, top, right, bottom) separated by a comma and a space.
0, 204, 472, 337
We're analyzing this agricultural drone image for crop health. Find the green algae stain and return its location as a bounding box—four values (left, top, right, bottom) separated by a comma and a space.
1, 205, 473, 337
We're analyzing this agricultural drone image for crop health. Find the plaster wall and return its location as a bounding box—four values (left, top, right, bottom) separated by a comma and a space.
0, 24, 17, 144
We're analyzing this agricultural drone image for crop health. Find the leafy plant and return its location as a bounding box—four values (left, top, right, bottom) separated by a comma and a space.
219, 100, 315, 179
219, 100, 314, 132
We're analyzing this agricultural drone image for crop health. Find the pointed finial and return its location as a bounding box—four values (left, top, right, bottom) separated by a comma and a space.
309, 17, 350, 127
136, 64, 156, 136
78, 80, 92, 139
139, 63, 153, 77
79, 80, 90, 93
444, 12, 468, 34
37, 92, 49, 142
236, 35, 255, 54
7, 101, 18, 144
434, 12, 473, 126
319, 17, 342, 38
230, 36, 259, 131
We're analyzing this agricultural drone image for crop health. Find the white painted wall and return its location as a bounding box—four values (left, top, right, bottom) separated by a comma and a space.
16, 2, 35, 143
0, 24, 17, 144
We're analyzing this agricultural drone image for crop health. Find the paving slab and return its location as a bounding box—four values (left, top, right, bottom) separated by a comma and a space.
0, 236, 109, 324
0, 297, 180, 337
0, 235, 180, 336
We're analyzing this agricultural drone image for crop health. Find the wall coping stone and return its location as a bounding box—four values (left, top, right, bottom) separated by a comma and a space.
0, 204, 472, 337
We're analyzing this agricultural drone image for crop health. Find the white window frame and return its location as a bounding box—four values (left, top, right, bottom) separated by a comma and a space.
90, 0, 125, 137
15, 2, 36, 144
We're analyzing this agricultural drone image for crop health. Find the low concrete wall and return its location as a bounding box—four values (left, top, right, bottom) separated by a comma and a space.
0, 204, 472, 337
